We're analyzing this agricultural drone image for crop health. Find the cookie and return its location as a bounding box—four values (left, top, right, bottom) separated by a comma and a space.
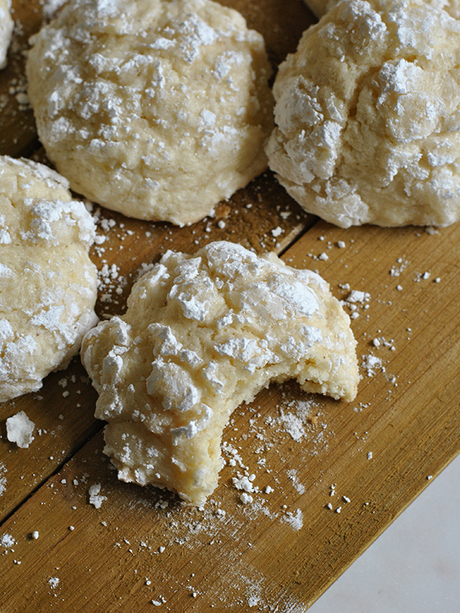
303, 0, 460, 20
0, 156, 98, 402
0, 0, 13, 69
267, 0, 460, 228
26, 0, 274, 226
81, 241, 358, 505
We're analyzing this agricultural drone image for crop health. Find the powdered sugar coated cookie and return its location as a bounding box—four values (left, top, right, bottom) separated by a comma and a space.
81, 240, 358, 504
267, 0, 460, 228
0, 156, 98, 403
26, 0, 273, 226
303, 0, 460, 20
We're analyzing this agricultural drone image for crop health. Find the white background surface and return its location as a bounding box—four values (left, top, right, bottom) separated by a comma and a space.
308, 453, 460, 613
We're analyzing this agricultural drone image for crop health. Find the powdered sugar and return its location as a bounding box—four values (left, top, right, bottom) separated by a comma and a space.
0, 533, 15, 549
6, 411, 35, 448
283, 508, 303, 531
361, 353, 385, 377
88, 483, 107, 508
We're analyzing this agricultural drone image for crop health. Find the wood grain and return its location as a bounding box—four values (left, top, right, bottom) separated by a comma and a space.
1, 1, 460, 612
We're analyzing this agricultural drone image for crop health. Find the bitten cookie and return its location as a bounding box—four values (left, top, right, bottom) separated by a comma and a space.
303, 0, 460, 20
26, 0, 273, 226
0, 156, 98, 403
267, 0, 460, 228
81, 241, 358, 505
0, 0, 13, 69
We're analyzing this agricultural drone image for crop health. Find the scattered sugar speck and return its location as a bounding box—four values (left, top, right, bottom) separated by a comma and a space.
88, 483, 107, 509
240, 492, 253, 505
48, 577, 60, 590
0, 533, 15, 549
283, 508, 303, 530
6, 411, 35, 448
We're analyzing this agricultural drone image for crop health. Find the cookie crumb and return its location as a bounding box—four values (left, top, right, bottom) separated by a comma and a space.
88, 483, 107, 509
6, 412, 35, 448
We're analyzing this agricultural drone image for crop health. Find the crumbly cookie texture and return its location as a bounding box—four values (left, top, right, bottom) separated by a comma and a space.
303, 0, 460, 20
81, 241, 358, 505
6, 411, 35, 448
0, 0, 13, 69
0, 156, 98, 403
267, 0, 460, 228
26, 0, 273, 226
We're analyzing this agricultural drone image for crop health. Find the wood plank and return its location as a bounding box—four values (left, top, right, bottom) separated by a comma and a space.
1, 221, 459, 611
2, 0, 460, 609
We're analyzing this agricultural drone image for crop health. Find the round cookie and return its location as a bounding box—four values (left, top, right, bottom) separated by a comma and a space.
26, 0, 274, 226
81, 241, 358, 505
0, 156, 98, 403
267, 0, 460, 228
303, 0, 460, 20
0, 0, 13, 69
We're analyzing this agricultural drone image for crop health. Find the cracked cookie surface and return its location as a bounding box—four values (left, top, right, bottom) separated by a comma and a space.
81, 240, 358, 505
0, 156, 98, 402
26, 0, 273, 225
268, 0, 460, 228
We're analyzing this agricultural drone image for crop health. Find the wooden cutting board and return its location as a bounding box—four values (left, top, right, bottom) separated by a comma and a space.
1, 1, 459, 611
